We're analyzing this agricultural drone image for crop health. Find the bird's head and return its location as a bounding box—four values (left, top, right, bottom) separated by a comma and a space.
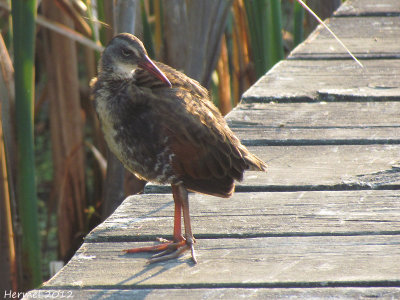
99, 33, 171, 87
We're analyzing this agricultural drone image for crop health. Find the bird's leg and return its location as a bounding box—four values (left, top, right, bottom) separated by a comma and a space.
124, 184, 195, 263
124, 194, 184, 254
172, 193, 184, 243
148, 184, 196, 263
179, 184, 197, 263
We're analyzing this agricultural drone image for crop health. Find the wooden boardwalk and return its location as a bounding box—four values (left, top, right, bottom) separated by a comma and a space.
27, 0, 400, 299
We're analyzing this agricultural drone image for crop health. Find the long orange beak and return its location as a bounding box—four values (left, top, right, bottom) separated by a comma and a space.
138, 55, 172, 87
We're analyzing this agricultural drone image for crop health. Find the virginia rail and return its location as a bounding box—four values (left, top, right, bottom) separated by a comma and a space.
92, 33, 267, 263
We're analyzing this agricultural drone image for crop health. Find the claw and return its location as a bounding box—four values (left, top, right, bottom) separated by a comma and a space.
190, 242, 197, 264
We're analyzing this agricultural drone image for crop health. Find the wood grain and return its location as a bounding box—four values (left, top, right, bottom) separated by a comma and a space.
242, 59, 400, 103
46, 235, 400, 287
143, 145, 400, 190
246, 144, 400, 188
86, 190, 400, 242
227, 101, 400, 143
290, 16, 400, 59
30, 288, 400, 300
335, 0, 400, 16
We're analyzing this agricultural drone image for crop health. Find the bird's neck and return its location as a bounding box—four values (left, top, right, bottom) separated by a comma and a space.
134, 68, 170, 89
98, 64, 134, 81
98, 67, 167, 90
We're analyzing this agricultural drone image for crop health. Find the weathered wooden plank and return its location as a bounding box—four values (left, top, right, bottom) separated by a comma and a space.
86, 190, 400, 242
290, 16, 400, 59
246, 144, 400, 188
142, 145, 400, 190
242, 59, 400, 103
226, 101, 400, 143
335, 0, 400, 17
233, 127, 399, 146
43, 235, 400, 287
27, 287, 400, 300
229, 102, 400, 128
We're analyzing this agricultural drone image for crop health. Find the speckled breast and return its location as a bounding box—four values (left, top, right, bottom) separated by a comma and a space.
94, 84, 178, 185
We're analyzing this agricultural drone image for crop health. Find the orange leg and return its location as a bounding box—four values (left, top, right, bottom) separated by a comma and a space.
124, 183, 196, 263
179, 184, 197, 263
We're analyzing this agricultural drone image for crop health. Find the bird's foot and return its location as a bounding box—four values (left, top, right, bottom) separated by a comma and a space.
124, 236, 197, 264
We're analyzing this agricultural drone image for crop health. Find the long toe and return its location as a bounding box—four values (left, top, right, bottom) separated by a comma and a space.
148, 239, 197, 264
124, 241, 173, 254
124, 236, 195, 263
124, 238, 196, 263
148, 244, 190, 264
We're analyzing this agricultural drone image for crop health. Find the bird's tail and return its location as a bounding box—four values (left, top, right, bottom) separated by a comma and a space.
238, 143, 267, 172
245, 152, 267, 172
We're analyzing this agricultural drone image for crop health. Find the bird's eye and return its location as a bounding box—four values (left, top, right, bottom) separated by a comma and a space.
121, 48, 133, 57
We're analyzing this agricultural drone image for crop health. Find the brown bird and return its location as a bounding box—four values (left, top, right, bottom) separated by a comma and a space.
91, 33, 267, 263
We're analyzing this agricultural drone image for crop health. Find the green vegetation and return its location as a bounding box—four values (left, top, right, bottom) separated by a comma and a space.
11, 0, 42, 289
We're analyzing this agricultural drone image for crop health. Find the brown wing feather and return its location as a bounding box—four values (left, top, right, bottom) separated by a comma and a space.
149, 61, 267, 197
166, 129, 235, 197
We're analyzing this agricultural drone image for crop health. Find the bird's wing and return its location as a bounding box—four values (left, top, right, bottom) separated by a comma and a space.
132, 62, 266, 196
151, 87, 251, 197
